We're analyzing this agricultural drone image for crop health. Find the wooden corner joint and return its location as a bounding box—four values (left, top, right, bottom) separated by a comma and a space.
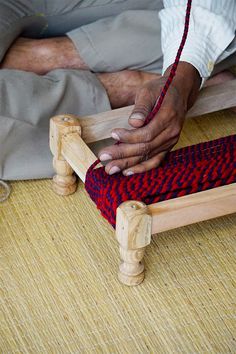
49, 114, 81, 196
116, 201, 152, 286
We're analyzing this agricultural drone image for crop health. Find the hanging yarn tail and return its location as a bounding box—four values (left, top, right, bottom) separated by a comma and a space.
144, 0, 192, 125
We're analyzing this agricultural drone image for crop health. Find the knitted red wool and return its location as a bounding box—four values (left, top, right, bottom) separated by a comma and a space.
85, 135, 236, 227
85, 0, 236, 227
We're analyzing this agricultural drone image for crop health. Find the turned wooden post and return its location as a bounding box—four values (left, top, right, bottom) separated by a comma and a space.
116, 201, 152, 286
50, 114, 81, 196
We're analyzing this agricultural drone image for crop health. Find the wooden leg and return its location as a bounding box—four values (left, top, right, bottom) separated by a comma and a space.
50, 114, 82, 196
116, 201, 152, 286
52, 157, 77, 196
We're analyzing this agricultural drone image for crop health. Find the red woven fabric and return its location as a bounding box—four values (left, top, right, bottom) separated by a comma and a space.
84, 0, 236, 227
85, 135, 236, 227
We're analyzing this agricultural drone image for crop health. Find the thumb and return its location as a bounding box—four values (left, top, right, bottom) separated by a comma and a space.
129, 86, 157, 128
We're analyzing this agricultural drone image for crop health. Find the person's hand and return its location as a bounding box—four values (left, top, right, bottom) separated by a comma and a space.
99, 62, 201, 175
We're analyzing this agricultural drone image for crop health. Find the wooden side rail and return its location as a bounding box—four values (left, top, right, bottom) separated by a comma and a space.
61, 133, 97, 183
149, 183, 236, 234
50, 115, 97, 194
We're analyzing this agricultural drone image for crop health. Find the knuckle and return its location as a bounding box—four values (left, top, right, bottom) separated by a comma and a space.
169, 124, 181, 139
137, 165, 146, 173
134, 88, 155, 115
164, 107, 178, 122
116, 149, 125, 159
156, 118, 167, 131
123, 159, 130, 170
132, 105, 149, 118
139, 155, 145, 163
170, 108, 178, 118
138, 86, 152, 98
108, 161, 118, 170
138, 142, 150, 155
142, 129, 153, 142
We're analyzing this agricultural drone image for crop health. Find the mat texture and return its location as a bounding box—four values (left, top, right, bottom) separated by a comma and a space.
1, 110, 236, 353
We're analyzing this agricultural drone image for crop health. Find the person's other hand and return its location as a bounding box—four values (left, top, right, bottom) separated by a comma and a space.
99, 62, 201, 175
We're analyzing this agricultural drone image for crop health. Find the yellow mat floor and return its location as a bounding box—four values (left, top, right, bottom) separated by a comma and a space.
1, 111, 236, 353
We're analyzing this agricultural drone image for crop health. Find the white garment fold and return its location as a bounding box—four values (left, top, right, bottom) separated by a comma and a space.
160, 0, 236, 78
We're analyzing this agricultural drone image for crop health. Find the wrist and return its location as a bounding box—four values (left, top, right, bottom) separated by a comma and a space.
164, 62, 201, 109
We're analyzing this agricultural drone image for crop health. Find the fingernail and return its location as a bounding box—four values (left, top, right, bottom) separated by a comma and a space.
109, 166, 121, 175
111, 132, 120, 141
130, 113, 145, 121
124, 171, 134, 176
100, 153, 112, 161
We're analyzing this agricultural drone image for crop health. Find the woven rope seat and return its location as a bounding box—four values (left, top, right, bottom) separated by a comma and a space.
85, 135, 236, 227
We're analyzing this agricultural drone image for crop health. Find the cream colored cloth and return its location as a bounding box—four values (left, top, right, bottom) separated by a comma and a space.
160, 0, 236, 78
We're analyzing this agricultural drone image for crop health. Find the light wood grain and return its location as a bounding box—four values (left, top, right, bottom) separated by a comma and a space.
61, 133, 97, 183
52, 157, 77, 196
50, 115, 81, 195
50, 114, 81, 159
116, 201, 152, 286
78, 80, 236, 143
149, 183, 236, 234
116, 201, 152, 249
187, 80, 236, 117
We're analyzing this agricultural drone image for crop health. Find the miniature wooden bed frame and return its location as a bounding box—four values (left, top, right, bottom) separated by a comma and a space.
50, 80, 236, 286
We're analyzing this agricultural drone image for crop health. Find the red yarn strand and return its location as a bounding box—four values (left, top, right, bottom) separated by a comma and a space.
145, 0, 192, 124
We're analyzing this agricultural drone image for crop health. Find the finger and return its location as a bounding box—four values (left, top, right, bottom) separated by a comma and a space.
147, 128, 180, 156
128, 81, 179, 129
100, 127, 178, 162
99, 141, 152, 162
105, 155, 144, 175
128, 86, 157, 128
122, 151, 167, 175
111, 118, 165, 145
111, 105, 177, 144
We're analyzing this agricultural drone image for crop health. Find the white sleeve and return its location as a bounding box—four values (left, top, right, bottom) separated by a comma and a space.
159, 0, 236, 78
